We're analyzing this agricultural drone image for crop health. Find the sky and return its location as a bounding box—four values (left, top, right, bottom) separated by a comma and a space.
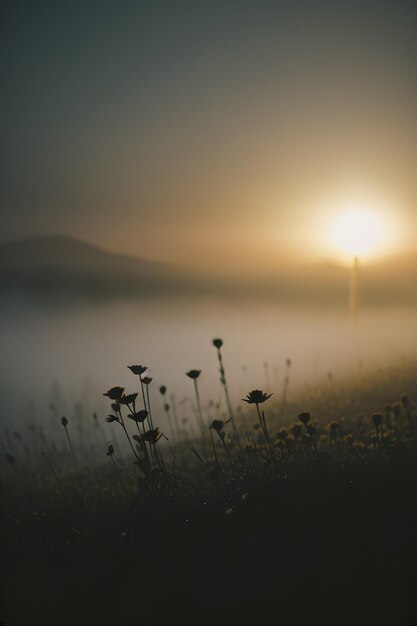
1, 0, 416, 271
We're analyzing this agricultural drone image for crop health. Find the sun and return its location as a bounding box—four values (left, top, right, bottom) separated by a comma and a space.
329, 207, 385, 261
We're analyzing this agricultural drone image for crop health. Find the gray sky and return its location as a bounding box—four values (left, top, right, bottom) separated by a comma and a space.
1, 0, 416, 269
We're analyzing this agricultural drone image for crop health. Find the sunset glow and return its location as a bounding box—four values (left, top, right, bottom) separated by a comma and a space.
329, 207, 386, 262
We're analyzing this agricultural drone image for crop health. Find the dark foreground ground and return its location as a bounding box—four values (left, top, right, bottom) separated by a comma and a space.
2, 365, 417, 625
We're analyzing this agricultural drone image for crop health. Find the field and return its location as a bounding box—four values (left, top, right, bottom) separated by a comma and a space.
2, 343, 417, 626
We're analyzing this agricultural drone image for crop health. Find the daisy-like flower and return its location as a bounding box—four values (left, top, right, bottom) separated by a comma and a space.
127, 365, 147, 376
128, 410, 148, 423
141, 427, 163, 444
212, 338, 223, 349
103, 386, 125, 401
119, 393, 138, 405
242, 390, 273, 405
298, 411, 310, 425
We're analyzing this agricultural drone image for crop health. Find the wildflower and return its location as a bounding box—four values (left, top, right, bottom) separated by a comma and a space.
393, 403, 402, 418
159, 385, 167, 395
277, 428, 288, 441
128, 410, 148, 423
106, 415, 120, 423
244, 390, 274, 455
186, 369, 201, 380
61, 416, 68, 427
141, 428, 163, 444
372, 413, 383, 429
242, 390, 273, 405
127, 365, 147, 376
119, 393, 138, 405
291, 424, 302, 440
142, 377, 153, 385
103, 387, 125, 401
211, 419, 224, 432
329, 421, 340, 440
298, 412, 310, 425
212, 337, 236, 433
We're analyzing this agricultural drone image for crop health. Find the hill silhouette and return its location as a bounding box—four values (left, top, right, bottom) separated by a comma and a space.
0, 235, 186, 300
0, 235, 416, 306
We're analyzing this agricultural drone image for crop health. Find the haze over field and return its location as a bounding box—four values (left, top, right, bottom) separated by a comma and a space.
0, 232, 415, 426
0, 237, 416, 433
1, 234, 416, 306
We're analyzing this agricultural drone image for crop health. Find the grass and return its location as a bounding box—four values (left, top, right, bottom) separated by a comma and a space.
1, 342, 417, 626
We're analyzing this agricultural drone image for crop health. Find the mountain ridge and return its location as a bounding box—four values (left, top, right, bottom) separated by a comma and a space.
0, 234, 416, 306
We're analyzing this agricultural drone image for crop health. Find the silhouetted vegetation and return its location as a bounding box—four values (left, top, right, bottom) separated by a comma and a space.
2, 341, 417, 625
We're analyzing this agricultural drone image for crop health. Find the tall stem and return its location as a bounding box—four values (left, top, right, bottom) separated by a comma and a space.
217, 348, 236, 435
194, 379, 205, 438
256, 403, 274, 459
117, 407, 139, 461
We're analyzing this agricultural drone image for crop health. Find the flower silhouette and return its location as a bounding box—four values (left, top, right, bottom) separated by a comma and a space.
141, 428, 163, 444
119, 393, 138, 405
372, 413, 383, 428
128, 410, 149, 423
103, 386, 125, 401
242, 390, 273, 405
298, 412, 310, 425
211, 419, 224, 432
127, 365, 147, 376
186, 369, 201, 379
